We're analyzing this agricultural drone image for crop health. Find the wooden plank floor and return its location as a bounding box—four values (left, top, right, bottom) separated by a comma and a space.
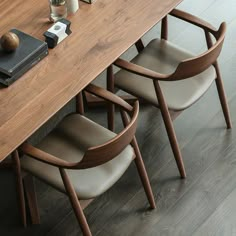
1, 0, 236, 235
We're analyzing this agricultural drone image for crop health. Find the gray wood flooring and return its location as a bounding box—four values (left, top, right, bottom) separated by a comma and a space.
1, 0, 236, 235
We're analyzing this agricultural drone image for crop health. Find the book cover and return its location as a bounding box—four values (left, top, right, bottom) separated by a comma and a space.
0, 49, 48, 86
0, 29, 48, 77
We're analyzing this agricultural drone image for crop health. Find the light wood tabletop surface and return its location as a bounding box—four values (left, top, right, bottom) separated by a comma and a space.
0, 0, 182, 162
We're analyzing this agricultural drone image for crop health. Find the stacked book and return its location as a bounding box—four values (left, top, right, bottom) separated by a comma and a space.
0, 29, 48, 86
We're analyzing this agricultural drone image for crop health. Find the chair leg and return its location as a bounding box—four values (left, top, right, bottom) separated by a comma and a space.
76, 92, 85, 115
160, 106, 186, 178
153, 81, 186, 178
161, 16, 168, 40
120, 109, 156, 209
135, 39, 144, 53
23, 175, 40, 225
214, 62, 232, 129
11, 150, 27, 227
132, 137, 156, 209
59, 168, 92, 236
107, 65, 115, 131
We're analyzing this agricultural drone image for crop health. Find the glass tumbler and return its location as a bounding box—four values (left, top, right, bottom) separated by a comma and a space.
49, 0, 67, 22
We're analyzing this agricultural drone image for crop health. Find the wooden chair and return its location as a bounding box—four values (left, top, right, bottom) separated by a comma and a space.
107, 9, 232, 178
19, 84, 156, 236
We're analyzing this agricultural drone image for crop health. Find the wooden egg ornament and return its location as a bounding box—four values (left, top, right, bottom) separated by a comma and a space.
0, 32, 20, 52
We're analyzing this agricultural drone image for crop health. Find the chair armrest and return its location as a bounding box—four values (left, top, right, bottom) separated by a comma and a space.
85, 83, 133, 112
20, 143, 79, 169
114, 58, 170, 81
170, 9, 217, 35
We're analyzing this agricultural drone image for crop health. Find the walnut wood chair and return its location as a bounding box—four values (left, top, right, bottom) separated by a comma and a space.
19, 84, 156, 236
107, 9, 232, 179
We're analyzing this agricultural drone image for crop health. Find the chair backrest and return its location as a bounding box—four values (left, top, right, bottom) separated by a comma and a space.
169, 22, 226, 80
76, 101, 139, 169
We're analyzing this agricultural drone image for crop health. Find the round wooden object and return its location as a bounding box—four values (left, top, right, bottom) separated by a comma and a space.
0, 32, 20, 52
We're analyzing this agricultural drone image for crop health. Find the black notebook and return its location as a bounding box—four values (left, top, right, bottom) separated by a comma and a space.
0, 29, 48, 86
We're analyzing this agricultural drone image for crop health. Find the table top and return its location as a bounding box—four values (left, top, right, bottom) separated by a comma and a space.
0, 0, 182, 162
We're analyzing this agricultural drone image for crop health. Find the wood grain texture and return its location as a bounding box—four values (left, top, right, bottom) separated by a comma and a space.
0, 0, 182, 162
193, 188, 236, 236
1, 0, 236, 235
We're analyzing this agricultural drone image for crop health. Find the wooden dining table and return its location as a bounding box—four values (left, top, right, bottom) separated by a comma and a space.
0, 0, 183, 162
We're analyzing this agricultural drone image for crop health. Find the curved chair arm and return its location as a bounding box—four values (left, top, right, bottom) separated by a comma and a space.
85, 83, 133, 112
114, 58, 171, 81
20, 101, 139, 170
170, 9, 217, 36
20, 142, 80, 169
78, 101, 139, 169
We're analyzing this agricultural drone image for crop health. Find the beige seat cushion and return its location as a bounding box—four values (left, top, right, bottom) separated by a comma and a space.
21, 114, 134, 200
115, 38, 216, 111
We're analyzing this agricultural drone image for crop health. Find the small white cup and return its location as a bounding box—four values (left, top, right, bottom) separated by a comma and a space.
67, 0, 79, 14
